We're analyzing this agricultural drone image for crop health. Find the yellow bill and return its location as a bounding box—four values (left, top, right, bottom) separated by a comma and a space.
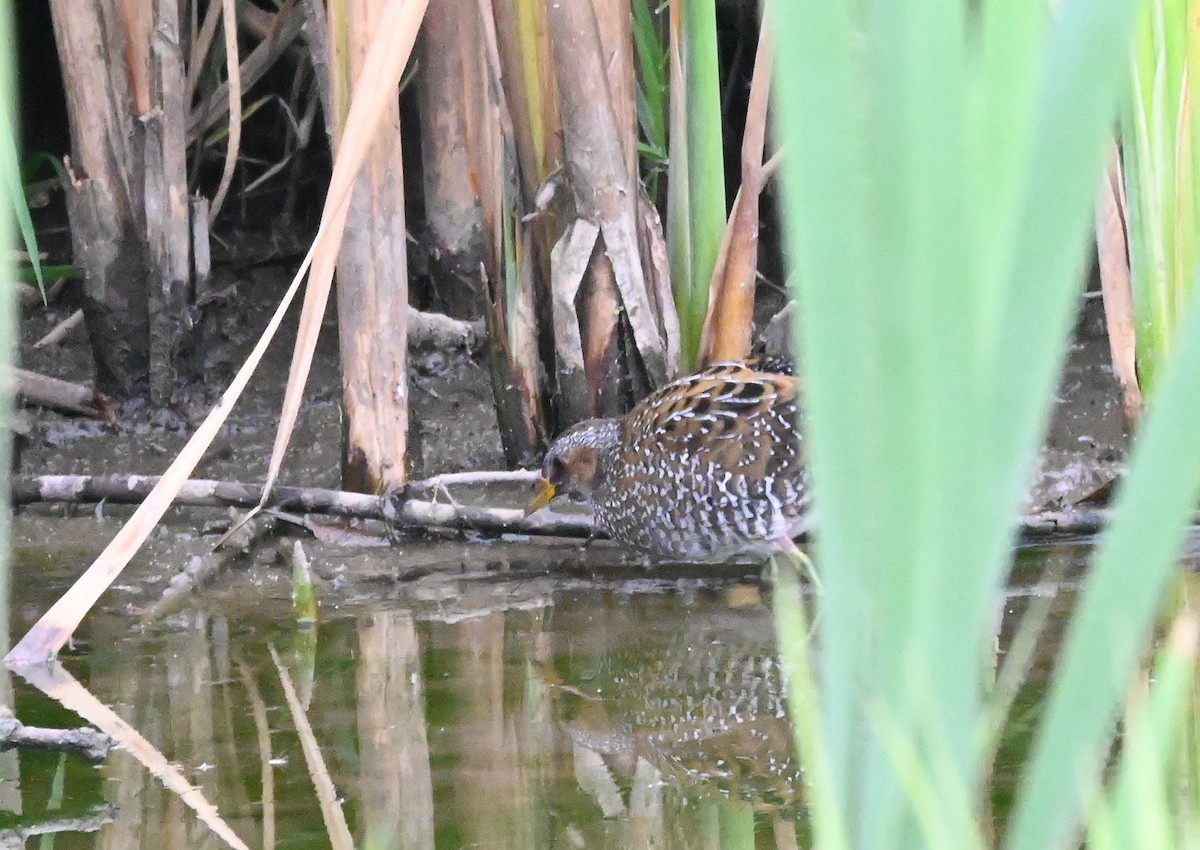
524, 477, 557, 517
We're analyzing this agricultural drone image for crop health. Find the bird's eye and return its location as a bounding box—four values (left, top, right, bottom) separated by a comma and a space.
547, 456, 567, 485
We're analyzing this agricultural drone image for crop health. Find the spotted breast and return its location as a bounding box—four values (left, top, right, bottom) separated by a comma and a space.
526, 363, 810, 561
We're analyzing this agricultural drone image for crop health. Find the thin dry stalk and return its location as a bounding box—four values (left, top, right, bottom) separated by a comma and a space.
187, 2, 304, 143
698, 16, 771, 365
144, 0, 192, 404
416, 0, 488, 317
1096, 142, 1144, 427
184, 0, 224, 110
207, 0, 242, 224
474, 0, 546, 463
268, 645, 354, 850
50, 4, 152, 396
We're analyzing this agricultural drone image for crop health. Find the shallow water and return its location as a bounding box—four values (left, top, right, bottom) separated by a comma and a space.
0, 540, 1092, 850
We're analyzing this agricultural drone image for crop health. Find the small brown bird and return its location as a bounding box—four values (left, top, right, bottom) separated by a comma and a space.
525, 362, 810, 561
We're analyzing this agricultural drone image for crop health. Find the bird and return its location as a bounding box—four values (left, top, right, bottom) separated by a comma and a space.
525, 362, 810, 562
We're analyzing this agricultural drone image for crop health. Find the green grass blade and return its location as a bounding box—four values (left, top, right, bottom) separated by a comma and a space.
0, 0, 15, 673
666, 0, 725, 369
1008, 268, 1200, 850
1089, 615, 1199, 849
1, 122, 44, 296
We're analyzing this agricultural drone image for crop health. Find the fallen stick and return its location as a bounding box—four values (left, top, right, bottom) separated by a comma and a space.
34, 307, 85, 349
0, 707, 112, 762
13, 474, 384, 517
11, 472, 590, 536
14, 368, 111, 419
10, 473, 1144, 542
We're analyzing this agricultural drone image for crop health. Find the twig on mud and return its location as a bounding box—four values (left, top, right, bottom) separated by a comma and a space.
0, 707, 112, 762
11, 472, 592, 537
33, 308, 86, 349
404, 469, 539, 494
399, 500, 593, 538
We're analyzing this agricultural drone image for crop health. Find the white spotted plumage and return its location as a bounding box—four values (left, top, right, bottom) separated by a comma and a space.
537, 363, 810, 561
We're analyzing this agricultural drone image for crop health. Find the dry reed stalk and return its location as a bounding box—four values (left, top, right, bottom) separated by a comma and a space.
698, 17, 771, 365
489, 0, 562, 202
474, 0, 546, 464
184, 0, 223, 110
1096, 142, 1144, 427
259, 0, 428, 499
575, 0, 636, 415
416, 0, 488, 318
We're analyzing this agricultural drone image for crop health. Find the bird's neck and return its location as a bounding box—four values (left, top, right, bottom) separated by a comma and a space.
584, 418, 623, 491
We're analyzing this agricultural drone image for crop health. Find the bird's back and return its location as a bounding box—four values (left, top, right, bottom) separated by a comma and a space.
593, 363, 809, 561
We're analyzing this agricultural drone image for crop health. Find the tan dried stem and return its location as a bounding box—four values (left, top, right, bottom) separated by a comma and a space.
1095, 141, 1144, 427
698, 14, 772, 365
207, 0, 242, 224
184, 0, 223, 110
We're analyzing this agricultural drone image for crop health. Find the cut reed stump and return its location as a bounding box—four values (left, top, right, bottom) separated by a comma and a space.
49, 0, 195, 400
312, 0, 412, 493
415, 0, 488, 320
